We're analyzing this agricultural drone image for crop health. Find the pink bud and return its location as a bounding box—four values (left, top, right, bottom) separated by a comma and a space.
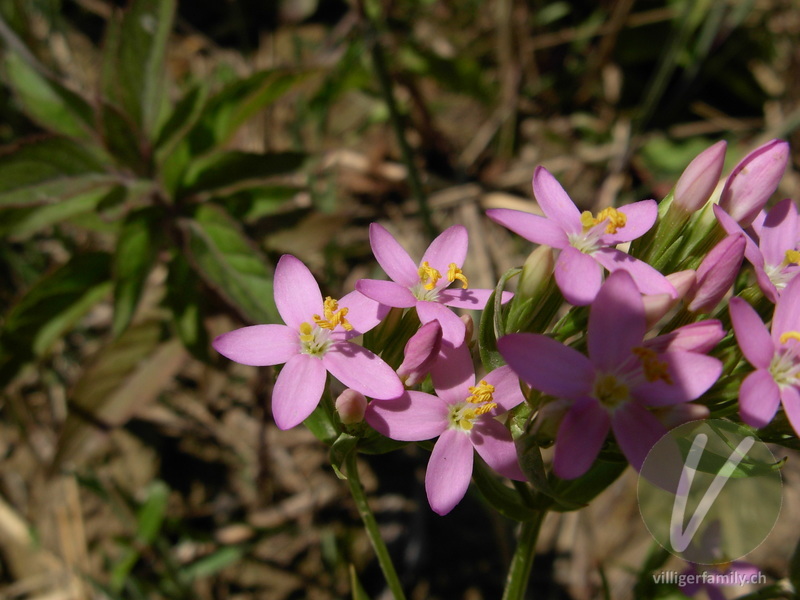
686, 234, 746, 313
396, 321, 443, 386
643, 270, 696, 326
674, 140, 727, 212
335, 389, 367, 424
719, 139, 789, 227
645, 320, 725, 354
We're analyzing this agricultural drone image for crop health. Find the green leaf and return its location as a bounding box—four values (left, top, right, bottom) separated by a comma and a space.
212, 185, 299, 223
549, 458, 627, 512
181, 546, 245, 582
349, 564, 372, 600
99, 101, 147, 172
478, 268, 519, 371
0, 137, 114, 207
515, 435, 582, 510
303, 395, 340, 445
180, 151, 306, 196
135, 480, 170, 544
182, 204, 279, 324
471, 458, 541, 522
330, 433, 359, 480
53, 322, 185, 469
164, 254, 210, 360
189, 69, 313, 153
4, 51, 95, 140
101, 0, 177, 139
112, 207, 163, 336
154, 83, 208, 158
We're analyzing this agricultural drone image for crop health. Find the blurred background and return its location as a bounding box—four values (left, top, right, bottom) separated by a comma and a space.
0, 0, 799, 598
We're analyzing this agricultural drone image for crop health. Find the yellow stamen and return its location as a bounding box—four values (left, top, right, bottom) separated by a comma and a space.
299, 322, 314, 342
313, 297, 353, 331
447, 263, 469, 289
594, 374, 629, 405
581, 207, 627, 234
784, 250, 800, 266
633, 347, 673, 384
779, 331, 800, 345
459, 418, 474, 431
467, 380, 495, 404
418, 261, 442, 290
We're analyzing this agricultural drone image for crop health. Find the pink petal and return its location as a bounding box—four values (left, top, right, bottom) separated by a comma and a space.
369, 223, 419, 286
773, 274, 800, 340
471, 418, 525, 480
364, 391, 448, 441
355, 279, 417, 308
588, 270, 646, 371
600, 200, 657, 245
337, 290, 389, 338
754, 265, 780, 304
532, 166, 582, 235
555, 246, 603, 305
760, 198, 797, 266
687, 234, 746, 313
324, 342, 404, 400
421, 225, 468, 275
632, 351, 722, 406
645, 320, 725, 354
439, 288, 513, 309
272, 354, 327, 430
729, 297, 774, 368
780, 385, 800, 437
713, 204, 762, 266
426, 429, 474, 515
739, 368, 780, 428
485, 208, 569, 248
213, 324, 297, 366
498, 333, 593, 399
593, 248, 677, 297
416, 300, 466, 346
273, 255, 323, 329
483, 365, 526, 413
430, 342, 475, 406
553, 398, 610, 480
611, 403, 668, 472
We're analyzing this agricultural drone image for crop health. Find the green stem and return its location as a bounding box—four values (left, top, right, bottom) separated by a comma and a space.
344, 452, 407, 600
501, 510, 547, 600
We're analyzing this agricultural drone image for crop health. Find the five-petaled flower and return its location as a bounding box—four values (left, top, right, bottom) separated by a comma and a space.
213, 255, 404, 430
356, 223, 512, 346
486, 166, 677, 305
365, 344, 526, 515
498, 270, 722, 479
729, 274, 800, 434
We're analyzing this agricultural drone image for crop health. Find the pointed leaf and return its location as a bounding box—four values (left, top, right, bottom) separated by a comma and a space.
179, 151, 306, 196
182, 203, 278, 324
165, 254, 210, 360
349, 565, 372, 600
154, 83, 208, 156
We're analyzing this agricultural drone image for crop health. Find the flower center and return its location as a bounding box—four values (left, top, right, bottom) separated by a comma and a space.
313, 297, 353, 331
413, 261, 470, 300
593, 373, 629, 409
298, 322, 332, 356
770, 331, 800, 387
632, 346, 673, 384
580, 207, 627, 234
765, 250, 800, 290
448, 380, 497, 431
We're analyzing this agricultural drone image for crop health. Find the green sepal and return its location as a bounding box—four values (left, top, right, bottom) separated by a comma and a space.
330, 433, 359, 480
478, 267, 518, 371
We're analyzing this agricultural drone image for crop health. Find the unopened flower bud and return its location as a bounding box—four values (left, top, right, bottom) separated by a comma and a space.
645, 320, 725, 354
518, 245, 555, 299
335, 389, 367, 424
719, 139, 789, 227
642, 270, 696, 326
686, 234, 746, 313
396, 320, 443, 386
674, 140, 727, 213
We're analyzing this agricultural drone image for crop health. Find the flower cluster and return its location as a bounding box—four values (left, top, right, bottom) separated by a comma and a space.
213, 138, 797, 520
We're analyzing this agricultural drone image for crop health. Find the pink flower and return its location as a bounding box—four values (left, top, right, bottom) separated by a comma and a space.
498, 270, 722, 479
674, 140, 727, 213
715, 200, 800, 303
213, 255, 404, 430
729, 275, 800, 432
365, 344, 526, 515
685, 234, 746, 313
356, 224, 511, 345
679, 562, 763, 600
718, 139, 789, 227
487, 166, 676, 305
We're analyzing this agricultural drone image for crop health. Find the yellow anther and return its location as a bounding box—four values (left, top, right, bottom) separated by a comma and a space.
299, 322, 314, 342
474, 402, 498, 416
581, 207, 627, 234
447, 263, 469, 289
784, 250, 800, 266
418, 261, 442, 290
467, 380, 495, 404
594, 374, 629, 405
779, 331, 800, 345
633, 347, 673, 384
313, 297, 353, 331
